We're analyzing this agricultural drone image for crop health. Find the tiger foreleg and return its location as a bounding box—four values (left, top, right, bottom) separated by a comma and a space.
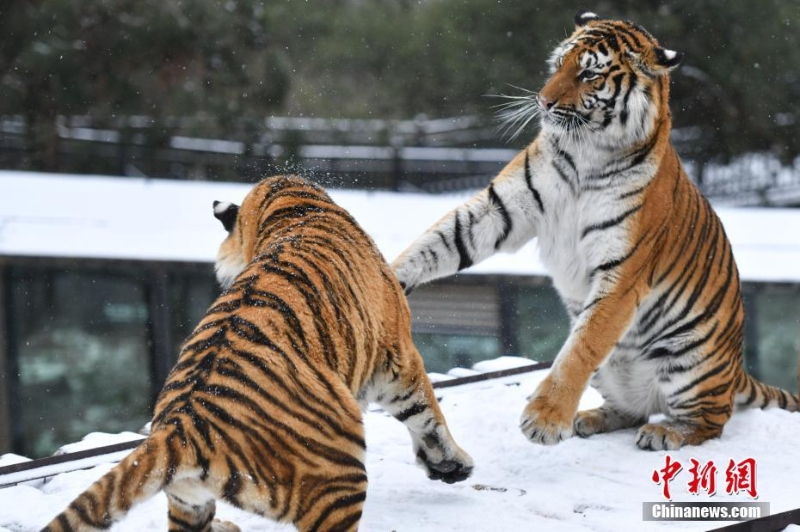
520, 281, 640, 445
392, 162, 539, 294
377, 346, 474, 484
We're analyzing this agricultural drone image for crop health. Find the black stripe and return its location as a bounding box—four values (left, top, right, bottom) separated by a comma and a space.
670, 359, 729, 398
189, 435, 210, 480
168, 511, 201, 531
619, 181, 650, 199
523, 150, 545, 213
69, 498, 111, 530
593, 250, 633, 275
436, 230, 454, 252
390, 389, 416, 404
308, 492, 367, 531
556, 144, 577, 173
395, 402, 429, 422
742, 376, 757, 405
620, 73, 636, 126
606, 34, 620, 52
453, 212, 473, 271
581, 204, 642, 238
330, 510, 363, 532
488, 184, 513, 249
222, 456, 242, 504
57, 513, 74, 532
552, 159, 577, 194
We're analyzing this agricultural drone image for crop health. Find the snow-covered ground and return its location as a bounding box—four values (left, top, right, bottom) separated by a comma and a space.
1, 362, 799, 531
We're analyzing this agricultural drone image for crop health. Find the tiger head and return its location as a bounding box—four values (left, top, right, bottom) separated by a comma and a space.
212, 175, 327, 289
213, 199, 247, 290
536, 11, 682, 147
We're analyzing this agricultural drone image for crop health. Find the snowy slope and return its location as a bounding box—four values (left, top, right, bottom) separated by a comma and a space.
1, 365, 799, 531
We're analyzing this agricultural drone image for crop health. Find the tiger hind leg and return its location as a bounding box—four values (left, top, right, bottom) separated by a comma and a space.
185, 459, 365, 532
635, 419, 727, 451
635, 374, 735, 451
199, 400, 368, 532
166, 493, 240, 532
291, 475, 366, 532
574, 404, 646, 438
374, 343, 473, 484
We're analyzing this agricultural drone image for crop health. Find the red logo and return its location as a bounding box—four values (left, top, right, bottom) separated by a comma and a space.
652, 456, 758, 500
651, 455, 683, 500
725, 458, 757, 498
687, 458, 718, 496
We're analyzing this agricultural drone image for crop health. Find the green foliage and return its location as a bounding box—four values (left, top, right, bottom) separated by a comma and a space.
1, 0, 798, 170
0, 0, 291, 168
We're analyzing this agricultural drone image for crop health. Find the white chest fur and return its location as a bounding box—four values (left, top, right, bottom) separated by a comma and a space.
529, 136, 654, 309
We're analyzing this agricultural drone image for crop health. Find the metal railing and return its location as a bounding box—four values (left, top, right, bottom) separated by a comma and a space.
2, 115, 799, 204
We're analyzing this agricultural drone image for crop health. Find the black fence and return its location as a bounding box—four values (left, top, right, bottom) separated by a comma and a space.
2, 115, 800, 204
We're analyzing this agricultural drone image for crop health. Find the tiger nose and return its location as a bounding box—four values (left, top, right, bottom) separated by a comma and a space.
538, 95, 556, 110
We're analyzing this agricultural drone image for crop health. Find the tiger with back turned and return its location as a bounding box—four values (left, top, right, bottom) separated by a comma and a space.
44, 175, 473, 531
393, 11, 798, 451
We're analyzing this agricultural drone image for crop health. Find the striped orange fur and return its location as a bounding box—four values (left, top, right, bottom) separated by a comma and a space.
392, 11, 798, 451
43, 175, 472, 531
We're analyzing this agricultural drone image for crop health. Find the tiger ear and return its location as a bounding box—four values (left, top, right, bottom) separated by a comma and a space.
213, 201, 239, 232
574, 10, 601, 27
654, 47, 683, 70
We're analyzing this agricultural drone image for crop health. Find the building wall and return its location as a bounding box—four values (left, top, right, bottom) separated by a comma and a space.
1, 257, 798, 457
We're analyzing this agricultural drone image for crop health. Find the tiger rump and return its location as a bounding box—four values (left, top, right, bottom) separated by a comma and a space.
44, 175, 472, 532
393, 12, 797, 451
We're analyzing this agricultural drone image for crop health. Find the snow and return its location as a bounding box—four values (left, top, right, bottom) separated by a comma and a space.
1, 364, 799, 531
0, 454, 30, 468
3, 171, 800, 282
53, 431, 145, 455
472, 355, 540, 372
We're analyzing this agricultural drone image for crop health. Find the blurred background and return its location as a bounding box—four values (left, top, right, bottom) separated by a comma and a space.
0, 0, 799, 457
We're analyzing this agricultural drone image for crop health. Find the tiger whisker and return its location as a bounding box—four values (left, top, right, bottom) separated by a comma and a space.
490, 89, 542, 141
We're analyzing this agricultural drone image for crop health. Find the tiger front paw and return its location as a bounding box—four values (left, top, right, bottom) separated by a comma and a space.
415, 444, 474, 484
392, 260, 424, 296
519, 394, 575, 445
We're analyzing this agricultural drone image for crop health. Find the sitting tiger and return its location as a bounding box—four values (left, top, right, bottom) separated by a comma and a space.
393, 11, 798, 451
44, 175, 473, 532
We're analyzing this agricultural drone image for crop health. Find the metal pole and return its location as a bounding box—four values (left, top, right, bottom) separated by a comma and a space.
0, 266, 12, 454
497, 279, 519, 357
742, 284, 760, 379
1, 266, 24, 454
144, 269, 174, 406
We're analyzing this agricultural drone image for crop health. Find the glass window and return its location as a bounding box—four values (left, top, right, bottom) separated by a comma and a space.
168, 271, 219, 359
413, 332, 501, 374
745, 284, 800, 392
512, 281, 570, 363
9, 266, 152, 457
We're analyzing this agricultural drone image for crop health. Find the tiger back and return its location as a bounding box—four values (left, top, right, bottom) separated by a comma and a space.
392, 11, 798, 451
43, 175, 473, 532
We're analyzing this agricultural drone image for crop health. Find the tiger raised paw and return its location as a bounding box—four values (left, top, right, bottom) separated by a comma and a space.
43, 175, 472, 532
392, 11, 798, 451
